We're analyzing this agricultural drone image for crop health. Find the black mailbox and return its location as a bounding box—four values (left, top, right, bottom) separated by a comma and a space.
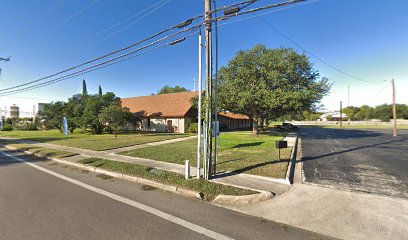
275, 140, 288, 149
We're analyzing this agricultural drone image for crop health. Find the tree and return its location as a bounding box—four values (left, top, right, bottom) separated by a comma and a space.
98, 85, 103, 96
354, 105, 374, 120
81, 92, 121, 134
82, 79, 88, 97
342, 106, 360, 121
218, 45, 330, 134
38, 102, 66, 132
65, 94, 85, 133
156, 85, 189, 95
99, 105, 134, 137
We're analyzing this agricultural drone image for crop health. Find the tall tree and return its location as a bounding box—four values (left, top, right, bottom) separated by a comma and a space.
218, 45, 330, 134
157, 85, 189, 95
98, 85, 103, 96
38, 101, 66, 132
81, 92, 121, 134
82, 79, 88, 97
99, 105, 133, 137
342, 106, 360, 121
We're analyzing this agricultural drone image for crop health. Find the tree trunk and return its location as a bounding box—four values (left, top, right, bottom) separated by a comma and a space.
252, 117, 259, 135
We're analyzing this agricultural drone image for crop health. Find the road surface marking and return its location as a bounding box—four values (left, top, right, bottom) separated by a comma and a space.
0, 151, 234, 240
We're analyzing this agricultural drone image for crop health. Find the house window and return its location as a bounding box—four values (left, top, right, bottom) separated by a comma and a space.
147, 117, 151, 128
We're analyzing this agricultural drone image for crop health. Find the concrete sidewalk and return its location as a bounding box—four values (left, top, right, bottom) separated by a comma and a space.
0, 136, 292, 194
103, 135, 197, 154
216, 181, 408, 240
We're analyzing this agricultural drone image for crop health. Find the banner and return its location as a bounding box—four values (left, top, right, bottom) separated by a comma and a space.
63, 117, 69, 137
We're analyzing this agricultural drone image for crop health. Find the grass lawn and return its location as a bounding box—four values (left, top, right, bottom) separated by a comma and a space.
0, 130, 192, 151
7, 143, 77, 159
78, 158, 256, 201
121, 131, 292, 179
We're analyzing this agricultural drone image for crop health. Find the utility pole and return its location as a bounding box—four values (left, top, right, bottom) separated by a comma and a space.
340, 101, 343, 128
204, 0, 213, 179
197, 29, 203, 179
392, 78, 397, 137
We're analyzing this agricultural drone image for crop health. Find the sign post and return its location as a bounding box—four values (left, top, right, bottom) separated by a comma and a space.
275, 140, 288, 160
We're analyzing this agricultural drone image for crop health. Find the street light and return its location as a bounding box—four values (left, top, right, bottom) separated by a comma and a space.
223, 6, 241, 15
169, 37, 186, 45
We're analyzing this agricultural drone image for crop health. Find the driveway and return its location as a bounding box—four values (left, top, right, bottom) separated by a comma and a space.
300, 127, 408, 199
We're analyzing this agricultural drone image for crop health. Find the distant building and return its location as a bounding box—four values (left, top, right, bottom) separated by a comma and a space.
319, 111, 348, 121
10, 105, 19, 118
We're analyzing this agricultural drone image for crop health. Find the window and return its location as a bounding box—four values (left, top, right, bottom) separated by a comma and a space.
147, 117, 151, 128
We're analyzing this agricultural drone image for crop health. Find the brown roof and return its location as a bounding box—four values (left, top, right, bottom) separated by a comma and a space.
122, 91, 198, 118
218, 111, 250, 120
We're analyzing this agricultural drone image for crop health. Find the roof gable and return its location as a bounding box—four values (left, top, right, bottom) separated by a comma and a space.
122, 91, 198, 118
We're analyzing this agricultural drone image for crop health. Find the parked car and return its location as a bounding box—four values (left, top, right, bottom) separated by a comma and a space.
274, 122, 299, 131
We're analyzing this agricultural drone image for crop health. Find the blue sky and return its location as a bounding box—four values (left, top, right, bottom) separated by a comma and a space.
1, 0, 407, 115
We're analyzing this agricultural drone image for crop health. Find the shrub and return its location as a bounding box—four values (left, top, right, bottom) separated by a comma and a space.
22, 123, 38, 131
186, 123, 198, 133
1, 124, 13, 131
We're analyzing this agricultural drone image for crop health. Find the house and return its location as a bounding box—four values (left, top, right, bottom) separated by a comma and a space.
121, 91, 251, 133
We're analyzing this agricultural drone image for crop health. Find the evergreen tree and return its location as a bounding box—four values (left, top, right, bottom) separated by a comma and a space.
82, 79, 88, 97
98, 85, 103, 96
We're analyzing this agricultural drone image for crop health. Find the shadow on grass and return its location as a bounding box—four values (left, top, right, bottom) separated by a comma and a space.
232, 142, 264, 148
214, 158, 290, 179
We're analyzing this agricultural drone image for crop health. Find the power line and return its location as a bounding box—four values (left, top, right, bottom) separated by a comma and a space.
85, 0, 170, 42
0, 31, 199, 96
0, 18, 203, 93
96, 0, 175, 44
258, 18, 385, 84
56, 0, 100, 28
1, 0, 302, 96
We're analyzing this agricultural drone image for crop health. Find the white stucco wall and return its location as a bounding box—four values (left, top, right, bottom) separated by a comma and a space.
138, 117, 187, 133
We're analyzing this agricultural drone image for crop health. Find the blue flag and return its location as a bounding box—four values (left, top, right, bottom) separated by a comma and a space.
63, 117, 69, 137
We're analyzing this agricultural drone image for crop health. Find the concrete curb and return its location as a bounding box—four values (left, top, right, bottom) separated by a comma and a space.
212, 191, 273, 205
285, 134, 299, 185
3, 145, 204, 201
3, 144, 271, 204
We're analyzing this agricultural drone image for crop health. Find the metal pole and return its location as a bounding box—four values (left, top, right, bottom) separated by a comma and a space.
340, 101, 343, 128
392, 79, 397, 137
197, 29, 203, 179
213, 0, 219, 177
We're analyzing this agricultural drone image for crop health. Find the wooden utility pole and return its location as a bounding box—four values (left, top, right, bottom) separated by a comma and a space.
204, 0, 213, 179
340, 101, 343, 128
392, 79, 397, 137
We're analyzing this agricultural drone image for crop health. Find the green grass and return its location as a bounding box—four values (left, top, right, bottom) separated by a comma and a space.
121, 131, 291, 179
0, 129, 192, 151
7, 143, 77, 158
78, 158, 256, 201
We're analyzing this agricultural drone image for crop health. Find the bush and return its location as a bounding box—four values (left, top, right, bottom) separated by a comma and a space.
22, 123, 38, 131
1, 124, 13, 131
186, 123, 198, 133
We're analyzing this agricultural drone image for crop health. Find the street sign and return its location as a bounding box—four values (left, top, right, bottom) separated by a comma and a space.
63, 117, 69, 137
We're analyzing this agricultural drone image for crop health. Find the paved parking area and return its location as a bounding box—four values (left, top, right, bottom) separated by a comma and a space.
300, 127, 408, 199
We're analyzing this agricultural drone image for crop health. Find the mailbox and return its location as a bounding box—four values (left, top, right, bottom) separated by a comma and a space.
275, 140, 288, 149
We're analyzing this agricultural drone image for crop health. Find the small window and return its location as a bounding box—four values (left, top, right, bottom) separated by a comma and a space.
147, 117, 151, 128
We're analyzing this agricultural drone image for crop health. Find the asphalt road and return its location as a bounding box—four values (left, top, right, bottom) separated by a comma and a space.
0, 147, 332, 240
301, 127, 408, 199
